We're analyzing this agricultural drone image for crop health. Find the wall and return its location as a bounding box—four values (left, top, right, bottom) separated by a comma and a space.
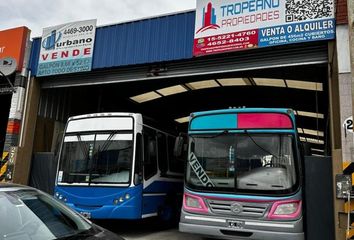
12, 77, 40, 184
336, 0, 348, 24
337, 24, 353, 162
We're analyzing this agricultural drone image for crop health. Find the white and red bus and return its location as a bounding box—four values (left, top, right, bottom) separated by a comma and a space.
179, 108, 304, 240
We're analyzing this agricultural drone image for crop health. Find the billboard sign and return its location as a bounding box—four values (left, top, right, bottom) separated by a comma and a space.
37, 19, 97, 77
193, 0, 335, 56
0, 27, 30, 71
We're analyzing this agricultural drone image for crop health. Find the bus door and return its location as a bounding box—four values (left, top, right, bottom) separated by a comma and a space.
142, 129, 160, 217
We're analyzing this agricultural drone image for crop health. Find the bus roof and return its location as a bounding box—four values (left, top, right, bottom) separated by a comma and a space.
190, 108, 294, 118
189, 108, 296, 131
68, 112, 140, 121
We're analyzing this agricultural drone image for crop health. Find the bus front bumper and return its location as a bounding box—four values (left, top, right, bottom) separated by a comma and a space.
66, 203, 141, 220
179, 211, 304, 240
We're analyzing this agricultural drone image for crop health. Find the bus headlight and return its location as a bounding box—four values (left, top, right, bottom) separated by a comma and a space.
113, 194, 131, 205
186, 196, 200, 208
268, 200, 301, 219
274, 203, 298, 215
183, 193, 208, 213
55, 193, 67, 202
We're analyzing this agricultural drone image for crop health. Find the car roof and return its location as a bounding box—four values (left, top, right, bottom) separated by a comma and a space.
0, 183, 36, 191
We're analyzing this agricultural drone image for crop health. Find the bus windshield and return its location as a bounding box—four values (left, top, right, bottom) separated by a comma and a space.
57, 132, 133, 185
186, 133, 298, 194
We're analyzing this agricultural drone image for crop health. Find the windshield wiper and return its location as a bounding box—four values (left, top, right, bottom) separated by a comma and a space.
192, 130, 229, 139
77, 134, 89, 160
100, 130, 120, 152
244, 130, 278, 160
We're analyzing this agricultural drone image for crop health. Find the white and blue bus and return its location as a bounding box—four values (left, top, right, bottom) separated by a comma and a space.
179, 108, 304, 240
54, 113, 184, 220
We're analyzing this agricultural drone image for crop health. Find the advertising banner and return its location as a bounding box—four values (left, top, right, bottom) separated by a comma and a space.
193, 0, 335, 56
0, 27, 30, 71
37, 19, 97, 77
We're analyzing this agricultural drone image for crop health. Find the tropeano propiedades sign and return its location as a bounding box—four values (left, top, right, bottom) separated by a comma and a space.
193, 0, 335, 56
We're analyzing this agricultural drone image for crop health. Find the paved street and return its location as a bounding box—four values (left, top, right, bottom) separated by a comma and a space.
95, 219, 213, 240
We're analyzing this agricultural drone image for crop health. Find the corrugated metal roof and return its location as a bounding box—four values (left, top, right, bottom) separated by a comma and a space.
93, 11, 195, 68
29, 11, 195, 75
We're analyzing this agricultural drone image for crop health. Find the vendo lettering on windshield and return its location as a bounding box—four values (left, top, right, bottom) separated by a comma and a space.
189, 152, 214, 187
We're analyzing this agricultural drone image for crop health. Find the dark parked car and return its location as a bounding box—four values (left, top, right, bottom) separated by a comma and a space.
0, 183, 124, 240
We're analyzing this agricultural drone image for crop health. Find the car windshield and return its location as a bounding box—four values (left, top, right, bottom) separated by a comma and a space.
0, 189, 91, 240
58, 132, 133, 185
186, 133, 298, 194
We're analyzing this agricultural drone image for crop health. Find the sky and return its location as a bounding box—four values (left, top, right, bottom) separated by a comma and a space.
0, 0, 196, 38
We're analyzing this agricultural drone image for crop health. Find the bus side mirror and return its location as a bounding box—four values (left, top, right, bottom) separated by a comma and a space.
134, 173, 142, 185
174, 136, 185, 157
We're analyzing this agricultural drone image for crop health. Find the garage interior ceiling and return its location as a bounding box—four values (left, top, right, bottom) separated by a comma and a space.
127, 76, 326, 149
129, 77, 324, 121
38, 63, 329, 156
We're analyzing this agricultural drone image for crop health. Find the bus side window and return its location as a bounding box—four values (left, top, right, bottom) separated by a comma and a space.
168, 136, 184, 173
144, 131, 157, 180
134, 133, 143, 185
157, 133, 168, 176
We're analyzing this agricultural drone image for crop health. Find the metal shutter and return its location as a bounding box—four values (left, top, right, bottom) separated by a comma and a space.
40, 41, 328, 89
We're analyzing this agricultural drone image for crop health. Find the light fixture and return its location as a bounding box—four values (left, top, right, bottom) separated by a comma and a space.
286, 80, 323, 91
217, 78, 250, 86
298, 128, 324, 137
130, 91, 161, 103
311, 148, 324, 153
253, 78, 286, 88
186, 80, 220, 90
300, 137, 324, 145
312, 153, 324, 157
175, 116, 189, 123
297, 128, 304, 134
304, 137, 324, 145
295, 110, 324, 119
302, 128, 324, 137
157, 85, 187, 96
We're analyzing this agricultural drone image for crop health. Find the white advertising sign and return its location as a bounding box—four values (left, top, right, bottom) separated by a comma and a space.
37, 19, 97, 76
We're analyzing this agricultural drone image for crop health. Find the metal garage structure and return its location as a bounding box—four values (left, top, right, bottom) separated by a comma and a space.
8, 5, 349, 240
26, 11, 330, 157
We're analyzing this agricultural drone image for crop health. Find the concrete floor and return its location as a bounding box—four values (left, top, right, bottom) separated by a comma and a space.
120, 228, 206, 240
95, 219, 213, 240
